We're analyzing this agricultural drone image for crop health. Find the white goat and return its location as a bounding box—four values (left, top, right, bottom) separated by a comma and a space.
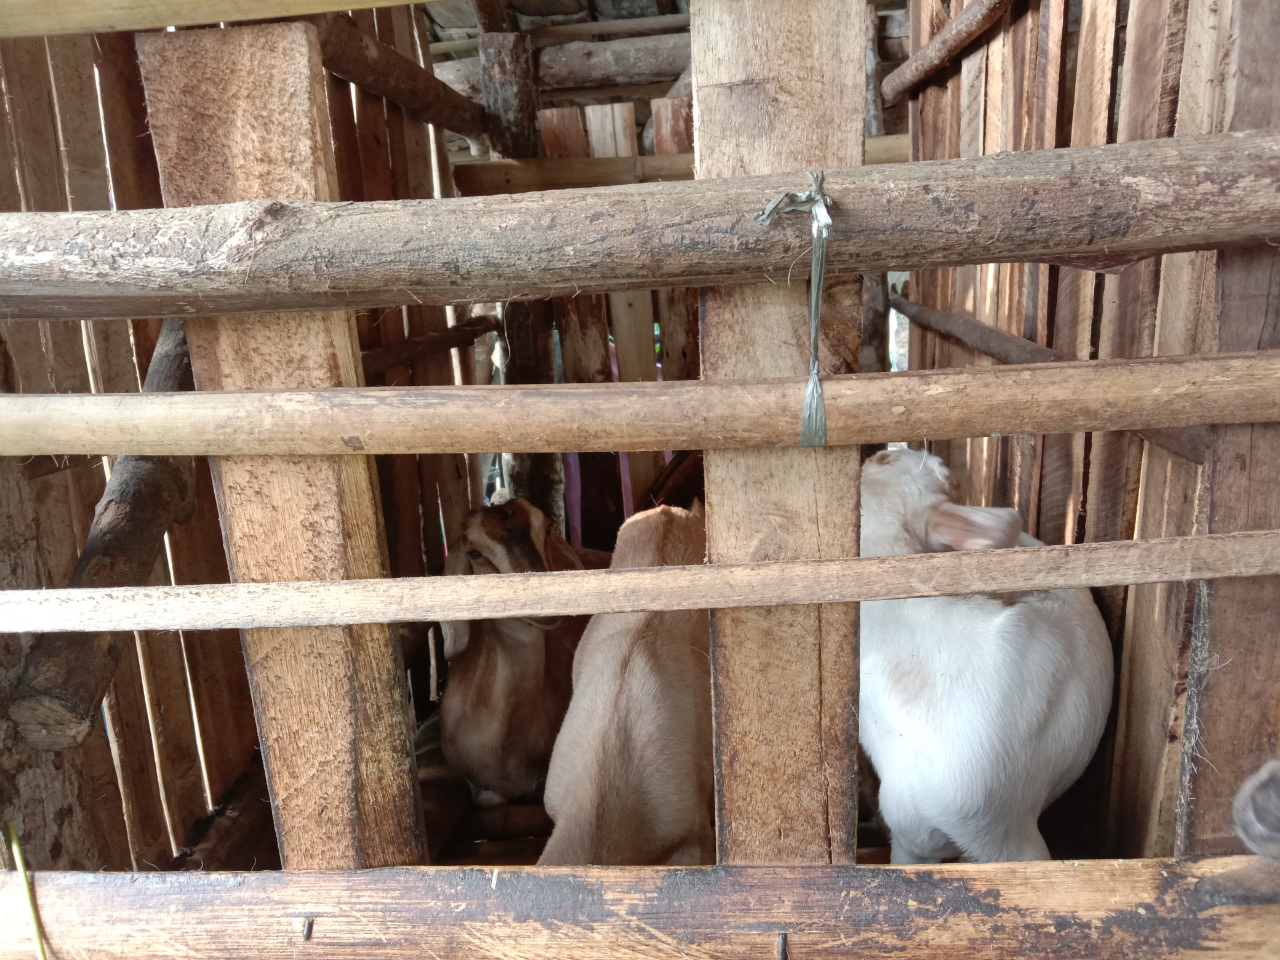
439, 498, 588, 806
538, 503, 714, 866
859, 447, 1113, 863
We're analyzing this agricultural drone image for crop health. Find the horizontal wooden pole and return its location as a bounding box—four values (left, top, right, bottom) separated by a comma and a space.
451, 136, 909, 196
0, 132, 1276, 319
0, 352, 1275, 457
5, 530, 1280, 633
882, 0, 1015, 105
2, 857, 1276, 960
0, 1, 382, 37
360, 314, 500, 377
311, 12, 486, 140
889, 294, 1213, 463
428, 14, 691, 56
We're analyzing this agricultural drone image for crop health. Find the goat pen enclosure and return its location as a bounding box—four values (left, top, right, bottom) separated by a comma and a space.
2, 0, 1280, 957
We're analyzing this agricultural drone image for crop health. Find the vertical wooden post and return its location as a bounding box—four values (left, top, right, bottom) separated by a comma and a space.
137, 22, 424, 869
651, 97, 701, 384
693, 0, 864, 865
479, 32, 539, 160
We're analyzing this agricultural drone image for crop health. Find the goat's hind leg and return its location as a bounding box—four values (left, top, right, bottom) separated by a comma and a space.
953, 817, 1050, 863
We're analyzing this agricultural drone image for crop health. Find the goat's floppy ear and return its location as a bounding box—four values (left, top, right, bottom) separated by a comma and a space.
689, 498, 705, 521
543, 526, 585, 572
925, 503, 1023, 552
440, 620, 471, 660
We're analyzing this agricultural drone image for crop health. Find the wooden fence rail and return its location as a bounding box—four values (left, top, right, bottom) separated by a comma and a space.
1, 856, 1276, 960
0, 132, 1276, 319
5, 529, 1280, 633
2, 352, 1276, 456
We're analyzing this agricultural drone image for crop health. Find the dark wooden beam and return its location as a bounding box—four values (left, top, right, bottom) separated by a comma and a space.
1, 132, 1277, 320
1, 856, 1277, 960
882, 0, 1015, 106
478, 32, 539, 159
360, 314, 501, 377
310, 12, 486, 140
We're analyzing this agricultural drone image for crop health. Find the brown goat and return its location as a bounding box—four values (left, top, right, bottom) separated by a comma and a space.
439, 498, 588, 805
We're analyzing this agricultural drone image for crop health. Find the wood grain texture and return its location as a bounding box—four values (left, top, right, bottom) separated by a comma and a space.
883, 0, 1015, 105
3, 132, 1279, 319
1178, 0, 1280, 857
452, 153, 693, 194
1, 856, 1278, 960
538, 104, 625, 552
537, 33, 689, 90
479, 32, 538, 159
8, 529, 1280, 635
0, 1, 384, 37
694, 0, 863, 865
136, 21, 423, 869
650, 96, 699, 385
585, 101, 664, 511
4, 351, 1277, 457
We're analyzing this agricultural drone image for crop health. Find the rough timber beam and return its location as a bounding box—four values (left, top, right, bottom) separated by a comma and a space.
0, 857, 1277, 960
0, 132, 1277, 321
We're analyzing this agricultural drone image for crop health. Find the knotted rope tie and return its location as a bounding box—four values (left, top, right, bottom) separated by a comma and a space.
755, 170, 834, 447
5, 820, 48, 960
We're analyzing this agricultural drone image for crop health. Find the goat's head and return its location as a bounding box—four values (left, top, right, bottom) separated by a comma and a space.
861, 447, 1022, 557
441, 498, 583, 659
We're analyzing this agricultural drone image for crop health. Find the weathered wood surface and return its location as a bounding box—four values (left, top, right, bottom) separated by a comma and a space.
889, 293, 1059, 364
1, 856, 1278, 960
309, 12, 484, 139
4, 351, 1277, 457
526, 13, 688, 48
0, 1, 384, 37
2, 132, 1276, 320
8, 318, 195, 752
433, 31, 688, 100
479, 32, 539, 159
883, 0, 1015, 105
451, 153, 693, 194
694, 0, 863, 866
8, 529, 1280, 634
1177, 0, 1280, 858
136, 21, 424, 870
362, 314, 501, 377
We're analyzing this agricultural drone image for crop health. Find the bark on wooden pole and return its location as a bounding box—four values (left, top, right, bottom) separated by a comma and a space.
7, 318, 196, 751
361, 314, 501, 378
882, 0, 1016, 105
2, 351, 1275, 457
309, 12, 486, 139
1, 132, 1277, 320
479, 33, 539, 159
136, 21, 424, 870
7, 529, 1280, 635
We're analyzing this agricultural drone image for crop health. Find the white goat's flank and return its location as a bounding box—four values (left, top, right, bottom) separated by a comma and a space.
859, 448, 1113, 863
539, 503, 714, 866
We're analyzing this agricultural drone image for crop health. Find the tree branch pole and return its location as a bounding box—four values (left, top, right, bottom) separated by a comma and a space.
309, 12, 486, 140
7, 317, 197, 751
1, 352, 1275, 458
881, 0, 1015, 106
0, 132, 1276, 321
360, 314, 500, 378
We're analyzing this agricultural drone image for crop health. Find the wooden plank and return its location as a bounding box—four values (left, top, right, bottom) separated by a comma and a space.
1039, 0, 1119, 547
1, 1, 385, 37
5, 350, 1279, 457
135, 21, 423, 869
0, 34, 166, 873
693, 0, 863, 866
650, 97, 699, 385
584, 101, 664, 511
1107, 0, 1225, 859
1177, 0, 1280, 856
4, 856, 1280, 959
452, 153, 692, 193
4, 131, 1280, 319
10, 528, 1280, 635
539, 104, 625, 552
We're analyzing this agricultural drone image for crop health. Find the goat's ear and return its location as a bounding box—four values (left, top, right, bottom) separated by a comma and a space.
440, 620, 471, 660
444, 543, 471, 576
543, 526, 585, 572
925, 503, 1023, 552
689, 498, 705, 521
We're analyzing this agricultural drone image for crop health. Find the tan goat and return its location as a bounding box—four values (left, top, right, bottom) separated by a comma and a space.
439, 498, 588, 805
538, 503, 714, 865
